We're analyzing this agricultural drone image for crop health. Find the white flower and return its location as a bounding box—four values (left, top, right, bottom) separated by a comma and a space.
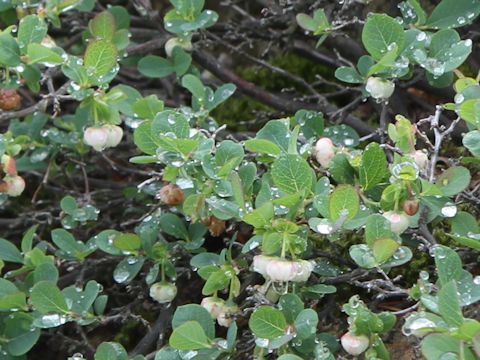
149, 282, 177, 304
3, 175, 25, 197
383, 211, 410, 234
164, 37, 193, 57
341, 331, 370, 355
314, 137, 335, 168
411, 150, 428, 170
104, 125, 123, 148
216, 304, 238, 327
83, 127, 109, 151
366, 77, 395, 100
266, 258, 313, 282
252, 255, 275, 278
201, 297, 225, 319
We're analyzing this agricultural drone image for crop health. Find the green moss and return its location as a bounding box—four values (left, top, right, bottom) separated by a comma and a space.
114, 320, 142, 349
212, 53, 337, 130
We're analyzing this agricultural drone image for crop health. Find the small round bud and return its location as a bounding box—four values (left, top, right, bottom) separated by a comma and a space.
104, 125, 123, 148
83, 127, 109, 151
3, 175, 26, 197
365, 77, 395, 100
158, 183, 185, 206
403, 199, 419, 216
201, 297, 225, 319
216, 304, 238, 327
411, 150, 428, 170
1, 155, 17, 176
266, 258, 313, 282
164, 37, 193, 57
314, 137, 335, 168
341, 331, 370, 356
208, 216, 226, 237
149, 282, 177, 304
0, 89, 21, 111
383, 211, 410, 234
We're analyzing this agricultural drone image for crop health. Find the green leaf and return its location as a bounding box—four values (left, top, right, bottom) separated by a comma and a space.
0, 33, 21, 66
152, 110, 189, 138
433, 245, 463, 286
202, 270, 229, 295
438, 280, 463, 326
278, 294, 304, 324
362, 14, 405, 60
138, 55, 174, 78
132, 95, 164, 120
429, 29, 471, 73
84, 40, 118, 78
33, 263, 59, 283
113, 233, 141, 252
329, 185, 359, 222
169, 321, 212, 350
244, 139, 281, 156
451, 211, 479, 236
459, 99, 480, 127
17, 15, 48, 49
4, 313, 40, 356
21, 225, 37, 253
27, 43, 64, 65
436, 166, 471, 196
349, 244, 377, 269
463, 130, 480, 156
159, 213, 189, 240
359, 143, 389, 191
51, 229, 86, 260
365, 214, 393, 246
94, 342, 128, 360
372, 238, 399, 264
0, 238, 23, 263
421, 334, 476, 360
244, 202, 274, 228
60, 195, 77, 213
334, 67, 364, 83
249, 306, 288, 339
90, 11, 117, 40
256, 120, 290, 152
181, 74, 205, 101
30, 281, 68, 314
113, 256, 144, 284
172, 304, 216, 339
271, 154, 313, 194
133, 121, 158, 155
425, 0, 480, 29
294, 309, 318, 340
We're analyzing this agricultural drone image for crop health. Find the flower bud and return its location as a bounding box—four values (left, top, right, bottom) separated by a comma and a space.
0, 89, 21, 111
165, 37, 193, 57
266, 258, 313, 282
149, 282, 177, 304
252, 255, 275, 279
83, 127, 109, 151
104, 125, 123, 148
208, 216, 226, 237
383, 211, 410, 234
201, 297, 225, 319
2, 175, 26, 197
314, 137, 335, 168
1, 155, 17, 176
366, 77, 395, 100
216, 304, 238, 327
158, 183, 185, 206
341, 331, 369, 355
411, 150, 428, 170
403, 199, 419, 216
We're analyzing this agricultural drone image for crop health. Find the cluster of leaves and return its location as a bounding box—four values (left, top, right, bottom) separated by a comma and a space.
0, 0, 478, 359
